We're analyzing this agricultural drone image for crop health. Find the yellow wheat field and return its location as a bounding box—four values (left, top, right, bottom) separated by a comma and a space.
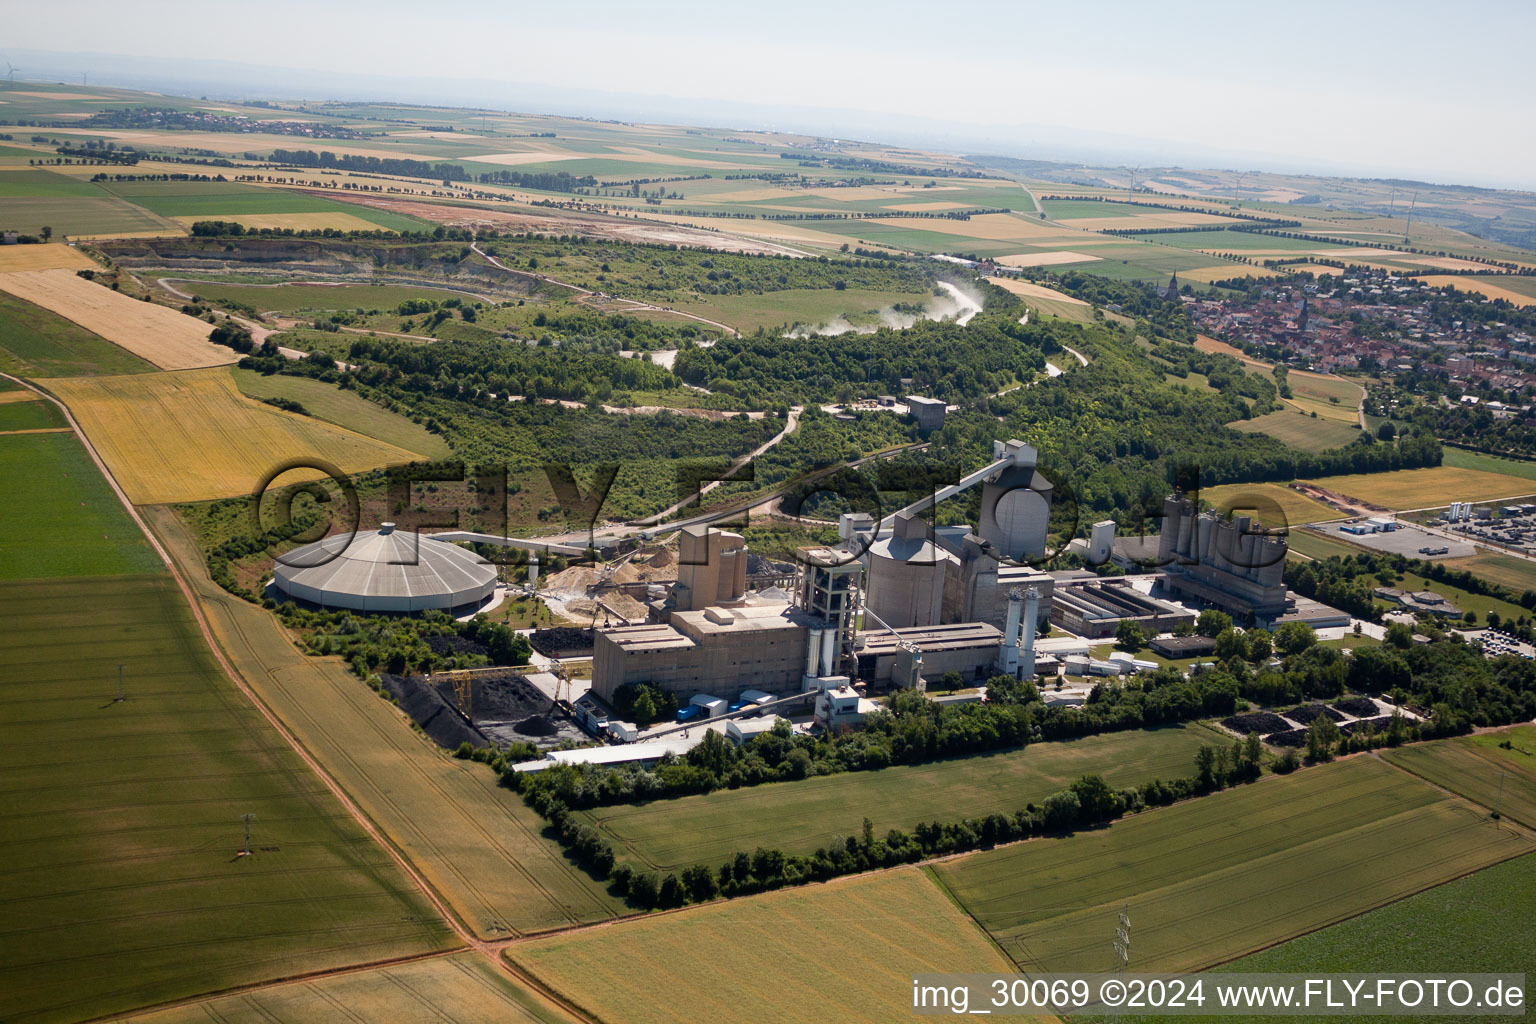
871, 212, 1066, 241
0, 270, 234, 370
1069, 211, 1238, 230
0, 244, 97, 273
508, 868, 1025, 1024
40, 368, 430, 504
995, 250, 1103, 268
986, 276, 1090, 305
1413, 276, 1536, 307
1177, 264, 1282, 282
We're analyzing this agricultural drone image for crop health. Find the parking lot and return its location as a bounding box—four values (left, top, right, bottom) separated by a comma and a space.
1462, 628, 1536, 660
1304, 522, 1474, 559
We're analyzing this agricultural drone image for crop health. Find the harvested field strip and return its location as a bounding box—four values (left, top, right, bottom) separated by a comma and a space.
508, 868, 1019, 1024
41, 368, 429, 504
122, 951, 581, 1024
141, 505, 626, 939
0, 270, 232, 370
0, 573, 457, 1024
0, 243, 96, 273
581, 724, 1226, 872
1382, 730, 1536, 830
936, 756, 1533, 974
1300, 466, 1536, 510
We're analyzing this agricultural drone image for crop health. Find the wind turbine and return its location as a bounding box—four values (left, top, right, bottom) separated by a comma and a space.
5, 62, 21, 83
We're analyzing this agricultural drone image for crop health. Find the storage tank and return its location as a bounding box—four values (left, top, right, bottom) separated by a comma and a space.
978, 458, 1053, 563
863, 512, 948, 629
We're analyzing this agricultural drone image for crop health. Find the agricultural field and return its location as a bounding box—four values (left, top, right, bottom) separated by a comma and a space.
0, 452, 456, 1024
141, 504, 628, 939
1301, 465, 1536, 511
0, 430, 161, 579
507, 867, 1016, 1024
934, 756, 1533, 974
1124, 853, 1536, 1024
1383, 727, 1536, 831
1288, 527, 1377, 562
0, 290, 157, 377
1439, 551, 1536, 593
0, 242, 97, 273
1228, 408, 1362, 452
986, 275, 1095, 322
1199, 481, 1339, 529
230, 368, 453, 457
579, 724, 1228, 873
100, 179, 432, 233
0, 391, 65, 431
124, 952, 580, 1024
41, 367, 432, 504
0, 269, 234, 369
1441, 445, 1536, 483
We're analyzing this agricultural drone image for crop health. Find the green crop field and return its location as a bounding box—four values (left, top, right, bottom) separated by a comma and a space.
1441, 446, 1536, 483
0, 442, 457, 1022
1383, 727, 1536, 831
0, 291, 156, 376
580, 724, 1228, 873
1440, 551, 1536, 593
104, 181, 430, 231
123, 951, 580, 1024
231, 368, 453, 457
1229, 409, 1362, 452
0, 169, 110, 198
935, 756, 1534, 974
1288, 527, 1372, 561
1157, 228, 1349, 253
508, 867, 1015, 1024
0, 575, 458, 1023
1, 196, 174, 238
141, 505, 627, 940
183, 280, 484, 314
674, 286, 933, 333
0, 395, 65, 431
0, 431, 161, 579
1123, 853, 1536, 1024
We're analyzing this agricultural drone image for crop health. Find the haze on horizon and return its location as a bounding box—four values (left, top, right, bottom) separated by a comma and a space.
6, 0, 1534, 191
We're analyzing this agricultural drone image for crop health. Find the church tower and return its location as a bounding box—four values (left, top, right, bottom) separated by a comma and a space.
1164, 271, 1180, 300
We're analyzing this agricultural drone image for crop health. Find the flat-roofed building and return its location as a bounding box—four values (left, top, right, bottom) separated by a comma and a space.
591, 598, 813, 702
855, 622, 1004, 684
1049, 578, 1194, 639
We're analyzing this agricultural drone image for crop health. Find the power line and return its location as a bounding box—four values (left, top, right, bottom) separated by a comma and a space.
241, 813, 255, 858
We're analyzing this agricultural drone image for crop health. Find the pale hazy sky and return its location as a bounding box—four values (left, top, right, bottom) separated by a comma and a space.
9, 0, 1535, 188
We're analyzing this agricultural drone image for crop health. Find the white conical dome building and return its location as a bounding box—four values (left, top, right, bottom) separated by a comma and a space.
272, 523, 495, 613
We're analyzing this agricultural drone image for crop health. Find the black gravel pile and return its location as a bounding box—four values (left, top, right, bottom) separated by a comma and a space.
432, 669, 553, 723
515, 714, 558, 736
1265, 728, 1308, 747
1285, 703, 1347, 726
529, 626, 594, 657
1222, 712, 1292, 735
378, 672, 488, 750
1333, 697, 1381, 718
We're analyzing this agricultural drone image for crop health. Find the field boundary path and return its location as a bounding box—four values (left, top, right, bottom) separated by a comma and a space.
2, 370, 598, 1024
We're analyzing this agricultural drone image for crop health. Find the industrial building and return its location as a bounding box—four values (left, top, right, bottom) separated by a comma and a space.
589, 439, 1058, 714
271, 522, 496, 613
1156, 495, 1289, 622
1049, 577, 1195, 639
